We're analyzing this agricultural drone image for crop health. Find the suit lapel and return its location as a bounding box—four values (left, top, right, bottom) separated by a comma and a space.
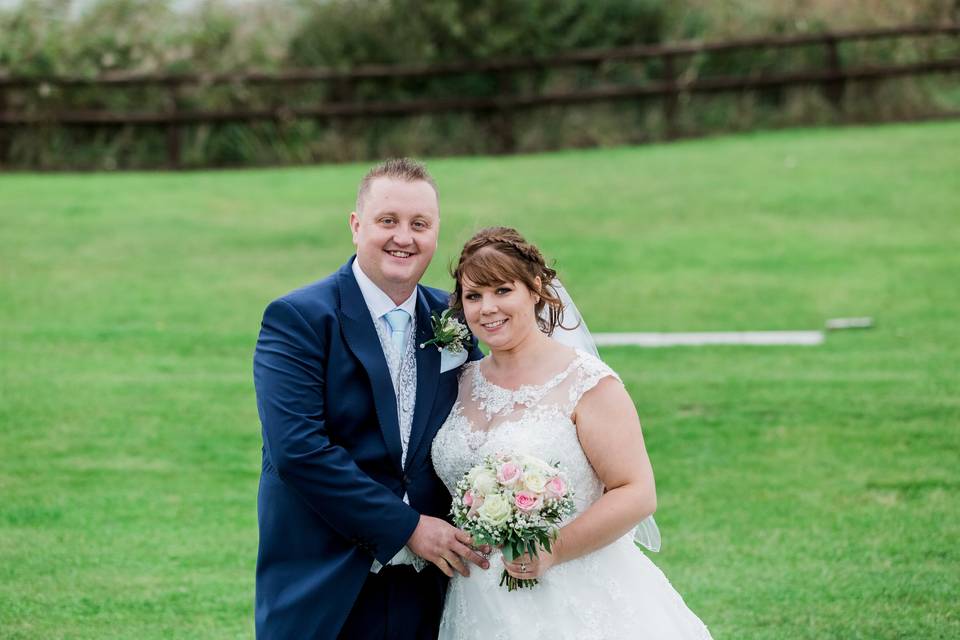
405, 287, 441, 470
336, 260, 403, 476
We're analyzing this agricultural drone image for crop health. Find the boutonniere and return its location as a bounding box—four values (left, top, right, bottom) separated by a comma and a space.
419, 308, 471, 354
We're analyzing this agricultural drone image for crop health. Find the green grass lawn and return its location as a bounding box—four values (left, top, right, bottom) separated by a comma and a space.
2, 121, 958, 639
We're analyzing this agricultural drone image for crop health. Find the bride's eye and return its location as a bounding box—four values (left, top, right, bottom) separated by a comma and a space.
464, 293, 480, 301
496, 287, 512, 295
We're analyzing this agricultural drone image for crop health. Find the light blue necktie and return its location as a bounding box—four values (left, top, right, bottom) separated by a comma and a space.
383, 308, 411, 356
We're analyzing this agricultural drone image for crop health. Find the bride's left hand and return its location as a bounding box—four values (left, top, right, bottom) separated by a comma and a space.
502, 547, 557, 580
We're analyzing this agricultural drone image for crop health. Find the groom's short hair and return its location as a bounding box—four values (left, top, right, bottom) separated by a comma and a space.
355, 158, 439, 215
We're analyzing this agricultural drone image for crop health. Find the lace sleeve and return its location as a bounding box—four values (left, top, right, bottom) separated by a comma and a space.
567, 351, 623, 414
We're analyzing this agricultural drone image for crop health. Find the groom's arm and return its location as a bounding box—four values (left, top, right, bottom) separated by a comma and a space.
254, 298, 419, 565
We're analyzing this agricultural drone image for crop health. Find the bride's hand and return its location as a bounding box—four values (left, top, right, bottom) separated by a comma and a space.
502, 547, 557, 580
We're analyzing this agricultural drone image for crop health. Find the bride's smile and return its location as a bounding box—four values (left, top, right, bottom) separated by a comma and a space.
460, 278, 542, 351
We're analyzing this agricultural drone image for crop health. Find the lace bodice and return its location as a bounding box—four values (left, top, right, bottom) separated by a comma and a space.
432, 349, 621, 517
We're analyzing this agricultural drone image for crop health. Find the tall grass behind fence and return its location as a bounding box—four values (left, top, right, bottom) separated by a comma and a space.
1, 0, 959, 169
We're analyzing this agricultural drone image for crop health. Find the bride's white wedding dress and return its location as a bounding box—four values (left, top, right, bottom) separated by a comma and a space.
432, 350, 712, 640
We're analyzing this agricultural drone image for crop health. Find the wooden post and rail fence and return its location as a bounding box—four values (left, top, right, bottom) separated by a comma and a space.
0, 24, 958, 169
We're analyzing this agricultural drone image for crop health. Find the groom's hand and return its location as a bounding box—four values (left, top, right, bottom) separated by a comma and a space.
407, 515, 490, 578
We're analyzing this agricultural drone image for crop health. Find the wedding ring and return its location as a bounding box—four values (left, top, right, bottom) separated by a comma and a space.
520, 563, 527, 573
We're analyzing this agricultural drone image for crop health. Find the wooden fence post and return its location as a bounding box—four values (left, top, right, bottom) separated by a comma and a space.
165, 82, 181, 169
0, 85, 9, 168
823, 35, 846, 113
661, 52, 680, 139
491, 71, 517, 154
328, 75, 355, 160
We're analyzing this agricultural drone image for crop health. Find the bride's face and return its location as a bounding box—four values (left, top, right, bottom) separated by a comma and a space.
460, 276, 541, 351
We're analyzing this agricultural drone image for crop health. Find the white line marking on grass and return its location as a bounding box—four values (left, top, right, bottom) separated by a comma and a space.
825, 317, 874, 330
593, 331, 825, 347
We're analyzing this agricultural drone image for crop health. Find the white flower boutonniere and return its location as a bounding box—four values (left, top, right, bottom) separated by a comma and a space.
419, 308, 471, 354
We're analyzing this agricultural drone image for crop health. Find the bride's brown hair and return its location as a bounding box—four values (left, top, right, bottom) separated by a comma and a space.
449, 227, 566, 335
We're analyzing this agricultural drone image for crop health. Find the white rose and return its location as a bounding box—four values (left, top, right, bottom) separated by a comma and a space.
466, 466, 485, 483
520, 454, 556, 476
522, 471, 547, 494
476, 493, 512, 526
468, 468, 498, 497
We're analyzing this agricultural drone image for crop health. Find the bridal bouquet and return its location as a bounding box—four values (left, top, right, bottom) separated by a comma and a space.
451, 453, 575, 591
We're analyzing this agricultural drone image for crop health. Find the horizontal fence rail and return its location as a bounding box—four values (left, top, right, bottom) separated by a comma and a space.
1, 23, 958, 168
2, 23, 957, 88
5, 59, 958, 126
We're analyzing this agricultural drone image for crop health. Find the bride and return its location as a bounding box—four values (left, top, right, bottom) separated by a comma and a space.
431, 227, 712, 639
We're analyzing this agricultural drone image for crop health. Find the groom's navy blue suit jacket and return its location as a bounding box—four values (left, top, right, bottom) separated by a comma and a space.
253, 257, 478, 639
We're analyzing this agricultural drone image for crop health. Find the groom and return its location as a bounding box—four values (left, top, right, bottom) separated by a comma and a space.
253, 158, 487, 639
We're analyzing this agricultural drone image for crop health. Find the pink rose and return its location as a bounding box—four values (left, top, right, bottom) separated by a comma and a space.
514, 490, 543, 513
467, 494, 484, 519
462, 491, 474, 507
545, 476, 567, 499
497, 462, 522, 487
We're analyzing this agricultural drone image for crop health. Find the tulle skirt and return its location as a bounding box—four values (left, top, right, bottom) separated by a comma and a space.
439, 534, 712, 640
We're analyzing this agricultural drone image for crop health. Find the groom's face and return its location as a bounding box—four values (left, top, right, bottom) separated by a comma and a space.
350, 177, 439, 299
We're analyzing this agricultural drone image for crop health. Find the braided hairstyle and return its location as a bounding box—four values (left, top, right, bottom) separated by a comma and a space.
449, 227, 567, 335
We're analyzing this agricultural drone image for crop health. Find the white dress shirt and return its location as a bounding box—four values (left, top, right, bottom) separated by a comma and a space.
351, 258, 424, 572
